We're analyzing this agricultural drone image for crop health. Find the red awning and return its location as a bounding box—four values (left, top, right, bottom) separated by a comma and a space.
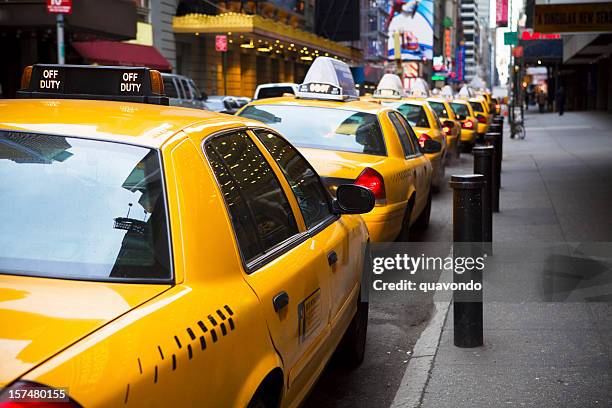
72, 41, 172, 72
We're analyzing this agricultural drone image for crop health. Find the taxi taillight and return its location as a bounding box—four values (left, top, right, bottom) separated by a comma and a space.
418, 134, 432, 149
20, 65, 33, 90
462, 119, 474, 129
149, 70, 164, 95
477, 114, 487, 124
355, 167, 386, 203
442, 120, 454, 136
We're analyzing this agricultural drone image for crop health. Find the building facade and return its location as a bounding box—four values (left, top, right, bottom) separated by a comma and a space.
459, 0, 480, 82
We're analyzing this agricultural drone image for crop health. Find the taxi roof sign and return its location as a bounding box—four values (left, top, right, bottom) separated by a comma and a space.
440, 85, 454, 99
296, 57, 358, 101
406, 78, 431, 97
373, 74, 404, 99
458, 85, 475, 99
17, 64, 169, 105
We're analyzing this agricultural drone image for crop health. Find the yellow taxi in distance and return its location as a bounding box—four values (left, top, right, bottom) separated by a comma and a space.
0, 64, 376, 408
468, 97, 490, 137
240, 59, 439, 242
383, 98, 447, 191
450, 99, 478, 149
425, 97, 462, 159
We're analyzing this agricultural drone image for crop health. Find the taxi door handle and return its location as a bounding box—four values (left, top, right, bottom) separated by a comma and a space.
328, 251, 338, 266
273, 291, 289, 313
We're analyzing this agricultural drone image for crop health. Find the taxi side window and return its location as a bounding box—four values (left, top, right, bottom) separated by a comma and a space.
254, 130, 333, 229
163, 77, 179, 98
388, 112, 418, 158
181, 79, 193, 99
205, 131, 299, 264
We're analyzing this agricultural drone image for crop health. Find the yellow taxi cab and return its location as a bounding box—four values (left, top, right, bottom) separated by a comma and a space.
383, 97, 447, 192
468, 97, 490, 137
449, 98, 478, 149
0, 64, 377, 408
425, 93, 461, 160
491, 97, 501, 116
362, 76, 447, 191
239, 59, 440, 242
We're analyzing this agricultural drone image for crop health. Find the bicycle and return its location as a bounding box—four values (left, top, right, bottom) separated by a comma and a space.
510, 106, 526, 140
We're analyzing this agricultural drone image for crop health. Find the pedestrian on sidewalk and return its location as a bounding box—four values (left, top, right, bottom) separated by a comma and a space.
555, 86, 565, 116
537, 90, 547, 113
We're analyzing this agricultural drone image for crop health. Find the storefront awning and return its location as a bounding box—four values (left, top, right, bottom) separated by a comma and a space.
73, 42, 172, 72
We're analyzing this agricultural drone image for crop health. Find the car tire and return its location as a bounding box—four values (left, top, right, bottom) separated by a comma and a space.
337, 294, 369, 368
247, 395, 267, 408
413, 190, 432, 230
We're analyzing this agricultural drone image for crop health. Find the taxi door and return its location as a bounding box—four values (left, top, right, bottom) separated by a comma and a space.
388, 111, 429, 212
203, 130, 333, 403
249, 129, 362, 397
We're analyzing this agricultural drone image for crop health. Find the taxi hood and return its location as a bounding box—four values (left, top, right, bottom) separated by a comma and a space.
0, 274, 169, 387
299, 147, 387, 181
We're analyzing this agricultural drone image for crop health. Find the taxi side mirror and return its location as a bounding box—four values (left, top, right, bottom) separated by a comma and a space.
333, 185, 375, 215
422, 139, 441, 154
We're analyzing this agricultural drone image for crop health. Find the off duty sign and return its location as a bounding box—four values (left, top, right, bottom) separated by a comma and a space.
47, 0, 72, 14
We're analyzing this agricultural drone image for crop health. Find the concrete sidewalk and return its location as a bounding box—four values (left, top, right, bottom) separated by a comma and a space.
408, 111, 612, 407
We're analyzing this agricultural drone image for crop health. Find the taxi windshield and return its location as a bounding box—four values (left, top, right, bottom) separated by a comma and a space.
0, 131, 172, 282
239, 105, 386, 156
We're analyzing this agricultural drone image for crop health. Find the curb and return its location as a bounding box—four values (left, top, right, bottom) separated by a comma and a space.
389, 262, 453, 408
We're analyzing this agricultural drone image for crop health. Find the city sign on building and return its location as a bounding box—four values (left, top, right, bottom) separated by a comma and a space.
504, 31, 518, 46
46, 0, 72, 14
535, 2, 612, 33
496, 0, 508, 27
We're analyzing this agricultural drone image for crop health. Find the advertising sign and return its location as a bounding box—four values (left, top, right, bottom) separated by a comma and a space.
455, 44, 465, 82
496, 0, 508, 27
46, 0, 72, 14
535, 2, 612, 33
215, 35, 228, 52
386, 0, 434, 61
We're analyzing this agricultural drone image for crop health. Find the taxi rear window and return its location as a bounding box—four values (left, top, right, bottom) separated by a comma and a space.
428, 101, 449, 118
450, 102, 470, 118
396, 104, 430, 128
470, 101, 485, 113
239, 105, 386, 156
0, 131, 172, 283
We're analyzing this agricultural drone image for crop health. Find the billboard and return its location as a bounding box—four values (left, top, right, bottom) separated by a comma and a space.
386, 0, 434, 61
496, 0, 508, 27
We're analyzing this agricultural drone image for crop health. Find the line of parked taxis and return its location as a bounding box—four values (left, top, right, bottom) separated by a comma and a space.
0, 59, 493, 408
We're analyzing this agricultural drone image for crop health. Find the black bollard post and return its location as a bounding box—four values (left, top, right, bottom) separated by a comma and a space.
473, 146, 494, 255
493, 117, 504, 158
485, 132, 502, 212
449, 174, 484, 348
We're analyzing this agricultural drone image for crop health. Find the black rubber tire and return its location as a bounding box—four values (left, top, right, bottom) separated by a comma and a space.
337, 295, 369, 368
247, 395, 267, 408
413, 190, 432, 230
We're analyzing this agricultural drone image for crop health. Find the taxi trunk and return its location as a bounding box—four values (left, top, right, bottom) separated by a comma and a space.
0, 274, 170, 387
298, 147, 387, 192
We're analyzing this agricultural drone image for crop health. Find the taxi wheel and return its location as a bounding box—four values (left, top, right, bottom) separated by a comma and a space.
247, 396, 267, 408
413, 190, 432, 230
338, 294, 369, 368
